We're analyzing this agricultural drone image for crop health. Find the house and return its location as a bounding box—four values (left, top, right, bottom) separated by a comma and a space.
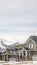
0, 35, 37, 61
24, 35, 37, 61
0, 40, 17, 61
9, 35, 37, 61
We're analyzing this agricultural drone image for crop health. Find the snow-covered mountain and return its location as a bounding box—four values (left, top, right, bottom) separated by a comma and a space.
1, 39, 19, 46
0, 40, 6, 53
0, 39, 19, 51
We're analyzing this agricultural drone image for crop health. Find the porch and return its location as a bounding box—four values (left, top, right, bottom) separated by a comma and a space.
16, 48, 32, 61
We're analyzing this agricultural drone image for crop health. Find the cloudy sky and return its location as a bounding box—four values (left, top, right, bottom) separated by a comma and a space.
0, 0, 37, 44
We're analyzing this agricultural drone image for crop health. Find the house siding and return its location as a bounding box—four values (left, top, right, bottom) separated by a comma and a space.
30, 51, 37, 56
25, 40, 36, 51
36, 43, 37, 50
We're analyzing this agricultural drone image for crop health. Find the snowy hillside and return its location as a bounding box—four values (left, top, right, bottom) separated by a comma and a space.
0, 39, 19, 51
0, 40, 6, 53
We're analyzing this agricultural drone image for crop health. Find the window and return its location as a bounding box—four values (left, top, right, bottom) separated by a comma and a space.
8, 55, 16, 58
31, 43, 33, 48
29, 43, 33, 49
29, 44, 30, 48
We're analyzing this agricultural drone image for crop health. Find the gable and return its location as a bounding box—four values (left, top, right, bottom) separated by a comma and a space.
25, 36, 36, 45
25, 39, 33, 47
24, 37, 36, 50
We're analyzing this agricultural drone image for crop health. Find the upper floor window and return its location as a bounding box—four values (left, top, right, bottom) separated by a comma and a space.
29, 43, 33, 49
29, 44, 30, 48
31, 43, 33, 48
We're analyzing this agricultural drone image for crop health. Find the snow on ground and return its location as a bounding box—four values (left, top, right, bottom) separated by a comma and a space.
0, 61, 37, 65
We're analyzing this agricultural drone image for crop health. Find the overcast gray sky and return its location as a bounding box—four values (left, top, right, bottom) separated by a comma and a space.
0, 0, 37, 44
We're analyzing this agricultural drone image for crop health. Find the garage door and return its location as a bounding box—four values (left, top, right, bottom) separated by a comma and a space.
8, 55, 16, 61
32, 55, 37, 61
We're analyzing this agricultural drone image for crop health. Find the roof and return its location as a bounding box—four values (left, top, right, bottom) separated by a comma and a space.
30, 36, 37, 42
25, 47, 30, 50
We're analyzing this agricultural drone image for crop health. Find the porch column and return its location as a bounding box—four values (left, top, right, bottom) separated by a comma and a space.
22, 51, 23, 57
19, 52, 20, 61
22, 51, 23, 60
25, 51, 27, 60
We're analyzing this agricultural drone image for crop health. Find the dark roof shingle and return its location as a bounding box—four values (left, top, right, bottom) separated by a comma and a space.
24, 47, 30, 50
30, 36, 37, 42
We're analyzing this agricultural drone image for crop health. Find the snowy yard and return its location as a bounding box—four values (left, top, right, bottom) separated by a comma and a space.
0, 61, 37, 65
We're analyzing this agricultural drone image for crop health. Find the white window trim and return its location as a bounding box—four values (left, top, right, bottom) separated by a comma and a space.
29, 43, 33, 49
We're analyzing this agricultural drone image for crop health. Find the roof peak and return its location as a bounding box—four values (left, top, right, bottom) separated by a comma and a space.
30, 35, 37, 42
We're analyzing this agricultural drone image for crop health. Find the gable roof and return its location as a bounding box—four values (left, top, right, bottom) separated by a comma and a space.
30, 36, 37, 42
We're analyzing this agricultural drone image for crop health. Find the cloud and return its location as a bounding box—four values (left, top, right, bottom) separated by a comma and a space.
0, 0, 37, 16
0, 0, 37, 44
